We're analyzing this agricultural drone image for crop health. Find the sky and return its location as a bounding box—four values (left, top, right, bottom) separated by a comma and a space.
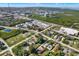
0, 3, 79, 8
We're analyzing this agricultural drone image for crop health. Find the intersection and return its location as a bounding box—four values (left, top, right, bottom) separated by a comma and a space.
0, 22, 79, 56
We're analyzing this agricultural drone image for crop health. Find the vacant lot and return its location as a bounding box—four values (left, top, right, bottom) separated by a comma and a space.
5, 33, 26, 46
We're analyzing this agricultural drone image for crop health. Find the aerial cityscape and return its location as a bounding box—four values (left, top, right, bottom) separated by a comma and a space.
0, 3, 79, 56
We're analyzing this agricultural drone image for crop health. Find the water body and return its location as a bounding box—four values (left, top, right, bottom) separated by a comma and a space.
3, 29, 12, 32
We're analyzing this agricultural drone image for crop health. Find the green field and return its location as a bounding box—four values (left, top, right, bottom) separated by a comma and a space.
0, 29, 22, 40
6, 33, 26, 46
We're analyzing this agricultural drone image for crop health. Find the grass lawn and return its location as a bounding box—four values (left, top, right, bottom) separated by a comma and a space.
0, 29, 22, 40
5, 33, 26, 46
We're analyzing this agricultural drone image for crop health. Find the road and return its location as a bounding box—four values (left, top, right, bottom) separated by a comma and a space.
0, 36, 33, 55
0, 30, 39, 55
0, 17, 79, 55
0, 38, 14, 55
40, 33, 79, 53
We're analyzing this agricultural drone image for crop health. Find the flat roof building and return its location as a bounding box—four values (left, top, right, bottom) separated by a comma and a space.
59, 27, 79, 36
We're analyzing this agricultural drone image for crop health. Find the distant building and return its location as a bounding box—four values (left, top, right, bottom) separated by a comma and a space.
32, 20, 49, 29
59, 27, 79, 36
0, 27, 5, 30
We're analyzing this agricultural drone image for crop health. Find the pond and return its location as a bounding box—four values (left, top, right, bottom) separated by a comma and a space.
3, 29, 12, 32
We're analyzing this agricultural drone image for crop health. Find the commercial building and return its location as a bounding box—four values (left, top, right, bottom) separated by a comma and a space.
59, 27, 79, 36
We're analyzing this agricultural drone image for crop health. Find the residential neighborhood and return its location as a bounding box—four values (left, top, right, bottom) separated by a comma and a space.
0, 3, 79, 56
